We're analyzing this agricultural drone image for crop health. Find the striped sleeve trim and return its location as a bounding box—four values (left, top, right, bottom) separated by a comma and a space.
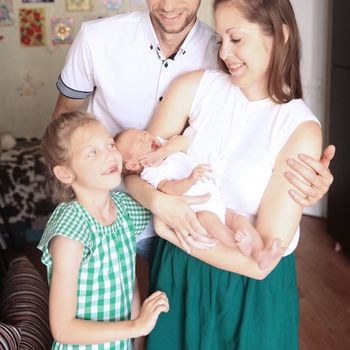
57, 75, 93, 99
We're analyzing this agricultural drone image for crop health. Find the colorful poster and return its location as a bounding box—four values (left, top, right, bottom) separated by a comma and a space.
130, 0, 146, 7
51, 17, 73, 45
66, 0, 90, 11
19, 8, 45, 46
22, 0, 54, 3
101, 0, 123, 11
0, 0, 14, 26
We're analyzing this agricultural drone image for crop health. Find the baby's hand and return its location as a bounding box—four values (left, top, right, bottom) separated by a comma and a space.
189, 164, 212, 185
139, 150, 164, 167
134, 291, 169, 336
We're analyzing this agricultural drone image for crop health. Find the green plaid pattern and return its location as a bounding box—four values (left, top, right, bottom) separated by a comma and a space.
38, 192, 151, 350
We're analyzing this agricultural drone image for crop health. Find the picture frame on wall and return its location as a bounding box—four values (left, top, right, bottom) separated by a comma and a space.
19, 7, 46, 46
66, 0, 90, 11
21, 0, 54, 3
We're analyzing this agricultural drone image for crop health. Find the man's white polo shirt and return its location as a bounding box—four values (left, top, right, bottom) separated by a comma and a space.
57, 10, 218, 136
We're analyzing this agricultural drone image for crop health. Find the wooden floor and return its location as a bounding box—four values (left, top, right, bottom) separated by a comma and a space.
5, 215, 350, 349
297, 215, 350, 350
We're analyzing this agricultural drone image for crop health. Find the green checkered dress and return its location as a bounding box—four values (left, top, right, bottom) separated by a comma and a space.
38, 191, 151, 350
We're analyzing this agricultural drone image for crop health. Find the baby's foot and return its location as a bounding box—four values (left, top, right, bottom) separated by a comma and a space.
256, 239, 285, 270
234, 230, 254, 256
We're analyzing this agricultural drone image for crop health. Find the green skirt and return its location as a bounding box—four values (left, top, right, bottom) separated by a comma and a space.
147, 238, 299, 350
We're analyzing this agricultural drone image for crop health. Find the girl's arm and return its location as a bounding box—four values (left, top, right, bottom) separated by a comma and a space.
155, 120, 322, 279
49, 236, 168, 345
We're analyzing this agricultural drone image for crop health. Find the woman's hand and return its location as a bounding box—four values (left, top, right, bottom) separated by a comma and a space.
285, 144, 335, 206
152, 194, 217, 252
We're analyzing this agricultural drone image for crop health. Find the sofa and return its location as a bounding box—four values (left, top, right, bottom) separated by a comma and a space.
0, 255, 52, 349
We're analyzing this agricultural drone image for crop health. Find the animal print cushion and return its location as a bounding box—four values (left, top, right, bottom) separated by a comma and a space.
0, 255, 53, 349
0, 138, 55, 224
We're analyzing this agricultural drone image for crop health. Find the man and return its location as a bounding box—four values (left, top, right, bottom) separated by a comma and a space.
53, 0, 334, 274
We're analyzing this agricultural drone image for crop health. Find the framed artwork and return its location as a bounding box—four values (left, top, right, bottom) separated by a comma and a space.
130, 0, 146, 7
19, 8, 45, 46
51, 17, 73, 45
0, 0, 14, 26
21, 0, 54, 3
66, 0, 90, 11
101, 0, 123, 11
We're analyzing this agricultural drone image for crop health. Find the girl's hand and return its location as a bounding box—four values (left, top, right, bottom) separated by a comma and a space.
134, 291, 169, 336
189, 164, 212, 185
153, 194, 218, 252
285, 145, 335, 207
139, 150, 164, 167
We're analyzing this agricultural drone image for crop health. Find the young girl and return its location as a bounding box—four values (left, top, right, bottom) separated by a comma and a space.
38, 112, 168, 350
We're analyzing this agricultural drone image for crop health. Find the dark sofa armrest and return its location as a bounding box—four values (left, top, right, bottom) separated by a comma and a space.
0, 255, 52, 349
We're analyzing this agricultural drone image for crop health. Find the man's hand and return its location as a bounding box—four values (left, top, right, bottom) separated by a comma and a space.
285, 145, 335, 206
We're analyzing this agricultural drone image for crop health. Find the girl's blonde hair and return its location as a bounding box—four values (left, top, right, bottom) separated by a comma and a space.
41, 111, 96, 203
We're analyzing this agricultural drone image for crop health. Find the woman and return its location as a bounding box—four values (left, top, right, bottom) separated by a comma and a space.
126, 0, 331, 349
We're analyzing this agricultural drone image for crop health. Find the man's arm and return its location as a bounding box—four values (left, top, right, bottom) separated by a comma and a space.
285, 144, 335, 206
52, 93, 88, 119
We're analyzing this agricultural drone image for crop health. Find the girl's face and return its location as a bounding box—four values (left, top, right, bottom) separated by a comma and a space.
215, 3, 273, 101
68, 121, 123, 193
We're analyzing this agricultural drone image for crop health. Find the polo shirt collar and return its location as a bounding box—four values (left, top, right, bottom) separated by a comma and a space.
141, 9, 200, 59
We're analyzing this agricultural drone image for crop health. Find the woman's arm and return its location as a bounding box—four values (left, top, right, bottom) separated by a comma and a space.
126, 70, 218, 250
49, 236, 168, 344
125, 174, 215, 251
155, 121, 322, 279
147, 70, 204, 138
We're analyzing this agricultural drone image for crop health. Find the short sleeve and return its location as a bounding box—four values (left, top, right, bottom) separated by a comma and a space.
141, 166, 166, 189
58, 22, 95, 98
113, 192, 151, 236
38, 202, 92, 269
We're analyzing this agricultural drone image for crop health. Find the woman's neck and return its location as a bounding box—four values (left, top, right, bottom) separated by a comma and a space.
239, 81, 269, 102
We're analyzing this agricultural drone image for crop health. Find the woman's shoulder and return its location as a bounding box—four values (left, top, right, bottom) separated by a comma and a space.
284, 99, 320, 126
175, 69, 230, 87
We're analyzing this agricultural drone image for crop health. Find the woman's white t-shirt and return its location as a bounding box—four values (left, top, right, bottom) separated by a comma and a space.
185, 69, 320, 256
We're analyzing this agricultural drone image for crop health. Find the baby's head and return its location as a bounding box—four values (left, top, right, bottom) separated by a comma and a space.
114, 128, 161, 175
42, 111, 122, 202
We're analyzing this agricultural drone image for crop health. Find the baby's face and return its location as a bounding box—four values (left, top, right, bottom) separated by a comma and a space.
118, 128, 161, 161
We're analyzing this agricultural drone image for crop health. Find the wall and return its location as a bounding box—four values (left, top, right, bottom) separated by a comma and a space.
291, 0, 330, 217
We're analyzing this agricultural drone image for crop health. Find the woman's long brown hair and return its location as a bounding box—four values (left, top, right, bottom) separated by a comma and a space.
214, 0, 303, 103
